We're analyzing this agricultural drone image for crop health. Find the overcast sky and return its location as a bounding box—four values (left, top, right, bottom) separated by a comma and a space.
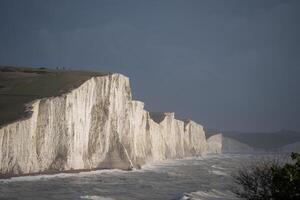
0, 0, 299, 132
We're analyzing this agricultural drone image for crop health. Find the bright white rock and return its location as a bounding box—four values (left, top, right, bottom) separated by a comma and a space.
0, 74, 207, 176
207, 134, 253, 154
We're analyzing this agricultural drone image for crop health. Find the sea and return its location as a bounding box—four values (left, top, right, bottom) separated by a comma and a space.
0, 154, 282, 200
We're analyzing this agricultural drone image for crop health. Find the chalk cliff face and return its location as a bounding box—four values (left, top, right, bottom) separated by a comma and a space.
207, 134, 223, 154
0, 74, 207, 176
207, 134, 253, 154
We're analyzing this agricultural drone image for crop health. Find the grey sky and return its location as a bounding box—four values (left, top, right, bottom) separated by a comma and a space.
0, 0, 299, 132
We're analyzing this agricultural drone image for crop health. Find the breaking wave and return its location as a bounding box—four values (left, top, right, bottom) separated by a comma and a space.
210, 170, 229, 176
0, 169, 124, 183
180, 189, 238, 200
81, 195, 115, 200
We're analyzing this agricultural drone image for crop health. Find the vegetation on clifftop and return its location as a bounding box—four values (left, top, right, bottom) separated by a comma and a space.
0, 65, 109, 126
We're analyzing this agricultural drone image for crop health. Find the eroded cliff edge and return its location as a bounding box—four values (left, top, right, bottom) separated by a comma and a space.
0, 73, 207, 177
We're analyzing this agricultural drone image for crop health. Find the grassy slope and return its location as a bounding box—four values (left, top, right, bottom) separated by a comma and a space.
0, 65, 110, 127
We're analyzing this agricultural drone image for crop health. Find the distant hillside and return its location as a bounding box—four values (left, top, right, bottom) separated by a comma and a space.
0, 65, 109, 127
279, 142, 300, 153
206, 129, 300, 150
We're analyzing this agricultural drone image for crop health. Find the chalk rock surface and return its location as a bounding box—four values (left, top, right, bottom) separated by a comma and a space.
207, 134, 254, 154
0, 74, 207, 176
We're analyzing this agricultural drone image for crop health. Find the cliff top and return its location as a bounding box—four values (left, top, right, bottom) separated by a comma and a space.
0, 65, 110, 127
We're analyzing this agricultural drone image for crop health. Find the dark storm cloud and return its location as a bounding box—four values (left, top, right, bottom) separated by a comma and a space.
0, 0, 299, 131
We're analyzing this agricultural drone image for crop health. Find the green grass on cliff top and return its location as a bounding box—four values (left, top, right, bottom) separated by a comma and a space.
0, 65, 110, 127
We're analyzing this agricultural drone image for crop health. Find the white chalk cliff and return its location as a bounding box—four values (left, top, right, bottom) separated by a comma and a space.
0, 74, 207, 176
207, 134, 254, 154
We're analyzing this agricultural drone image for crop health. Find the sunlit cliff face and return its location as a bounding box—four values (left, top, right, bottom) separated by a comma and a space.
0, 74, 208, 176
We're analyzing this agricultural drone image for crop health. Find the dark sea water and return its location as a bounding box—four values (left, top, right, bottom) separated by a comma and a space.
0, 154, 275, 200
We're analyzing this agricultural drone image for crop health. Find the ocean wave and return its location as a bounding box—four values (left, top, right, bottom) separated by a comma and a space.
211, 165, 226, 170
80, 195, 115, 200
210, 170, 229, 176
0, 169, 124, 183
180, 189, 239, 200
0, 154, 220, 182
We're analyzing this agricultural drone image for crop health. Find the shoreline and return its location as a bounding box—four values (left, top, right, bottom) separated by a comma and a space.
0, 167, 132, 180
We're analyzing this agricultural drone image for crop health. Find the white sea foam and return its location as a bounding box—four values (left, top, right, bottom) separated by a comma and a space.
180, 189, 238, 200
210, 170, 229, 176
211, 165, 226, 170
81, 195, 115, 200
0, 169, 124, 183
0, 154, 273, 199
0, 154, 234, 184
